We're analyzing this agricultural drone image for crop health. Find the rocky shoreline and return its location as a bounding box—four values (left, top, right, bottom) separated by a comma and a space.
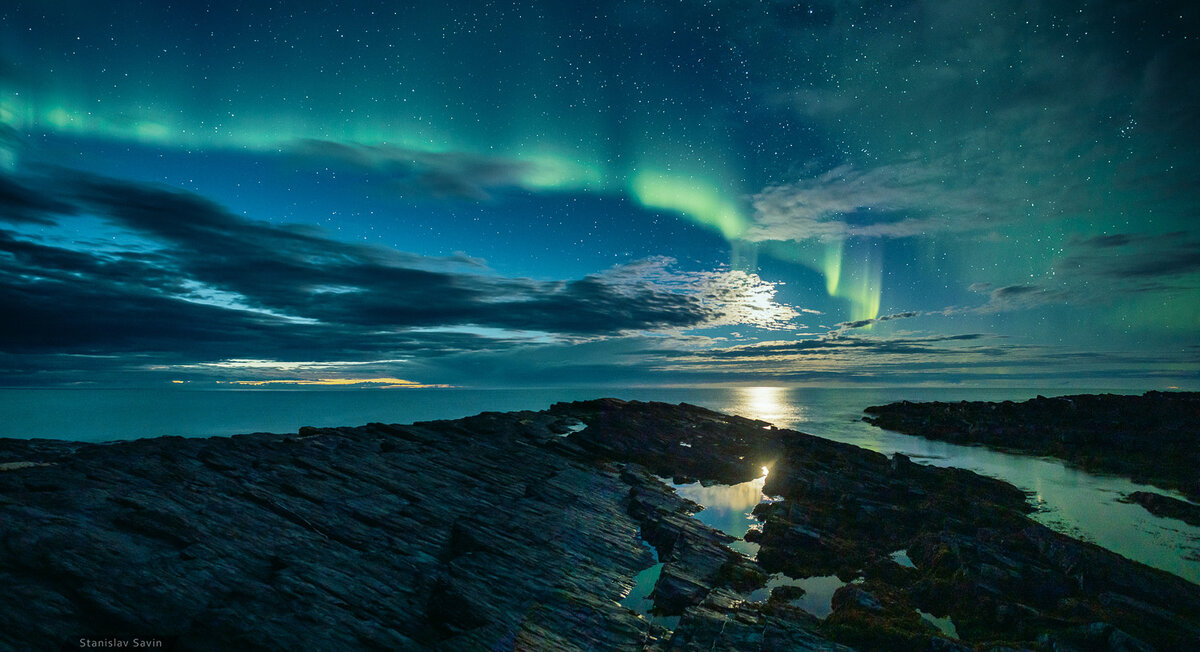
1119, 491, 1200, 527
2, 398, 1198, 650
861, 391, 1200, 504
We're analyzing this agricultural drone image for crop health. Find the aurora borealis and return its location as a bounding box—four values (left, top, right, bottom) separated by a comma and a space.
1, 0, 1197, 388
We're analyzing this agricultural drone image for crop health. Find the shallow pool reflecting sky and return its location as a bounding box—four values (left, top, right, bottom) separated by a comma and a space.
672, 469, 772, 559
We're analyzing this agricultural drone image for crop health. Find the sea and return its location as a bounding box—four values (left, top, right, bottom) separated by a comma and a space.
2, 385, 1197, 585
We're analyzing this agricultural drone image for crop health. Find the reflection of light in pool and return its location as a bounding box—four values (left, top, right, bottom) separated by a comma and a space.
697, 389, 1200, 585
671, 468, 774, 558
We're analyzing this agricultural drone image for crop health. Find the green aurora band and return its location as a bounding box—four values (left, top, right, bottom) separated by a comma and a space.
0, 85, 881, 320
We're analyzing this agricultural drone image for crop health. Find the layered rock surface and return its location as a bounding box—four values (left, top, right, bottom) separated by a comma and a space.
0, 398, 1197, 650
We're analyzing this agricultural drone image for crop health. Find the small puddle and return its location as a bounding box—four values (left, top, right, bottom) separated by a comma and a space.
889, 549, 916, 568
670, 467, 779, 558
636, 470, 915, 623
746, 573, 849, 619
558, 421, 588, 437
621, 468, 778, 628
619, 533, 681, 631
917, 609, 958, 639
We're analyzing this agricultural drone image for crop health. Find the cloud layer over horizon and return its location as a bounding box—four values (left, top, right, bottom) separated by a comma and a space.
0, 168, 804, 386
0, 0, 1196, 389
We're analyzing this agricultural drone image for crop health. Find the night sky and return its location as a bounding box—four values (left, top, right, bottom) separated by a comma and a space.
1, 1, 1197, 388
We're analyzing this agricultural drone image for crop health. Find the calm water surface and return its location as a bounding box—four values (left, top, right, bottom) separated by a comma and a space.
690, 386, 1200, 586
2, 386, 1197, 584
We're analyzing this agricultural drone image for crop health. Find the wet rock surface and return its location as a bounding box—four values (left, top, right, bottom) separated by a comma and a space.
0, 398, 1197, 650
862, 391, 1200, 500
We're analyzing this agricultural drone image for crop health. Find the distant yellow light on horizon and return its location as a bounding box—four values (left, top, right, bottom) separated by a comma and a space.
230, 377, 452, 388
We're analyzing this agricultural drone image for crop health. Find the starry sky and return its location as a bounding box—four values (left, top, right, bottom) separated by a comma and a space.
1, 0, 1197, 389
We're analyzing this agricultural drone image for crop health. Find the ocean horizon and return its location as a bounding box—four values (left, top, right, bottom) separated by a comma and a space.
0, 385, 1154, 442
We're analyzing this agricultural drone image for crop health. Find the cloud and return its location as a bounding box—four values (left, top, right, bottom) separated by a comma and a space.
686, 332, 991, 361
834, 310, 920, 331
292, 139, 540, 200
1081, 234, 1136, 249
991, 285, 1042, 297
966, 232, 1200, 314
0, 169, 799, 383
747, 2, 1200, 245
597, 257, 800, 330
1058, 232, 1200, 285
633, 331, 1067, 385
63, 170, 728, 334
747, 162, 997, 242
609, 328, 1193, 387
377, 331, 1045, 388
964, 283, 1066, 313
0, 123, 22, 171
0, 174, 75, 224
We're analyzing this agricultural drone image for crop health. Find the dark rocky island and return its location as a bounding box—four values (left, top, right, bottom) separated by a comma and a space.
1, 399, 1198, 650
1120, 491, 1200, 527
863, 391, 1200, 503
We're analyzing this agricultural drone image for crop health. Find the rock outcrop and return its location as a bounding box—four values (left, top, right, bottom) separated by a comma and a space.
1120, 491, 1200, 526
0, 398, 1197, 650
863, 391, 1200, 500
